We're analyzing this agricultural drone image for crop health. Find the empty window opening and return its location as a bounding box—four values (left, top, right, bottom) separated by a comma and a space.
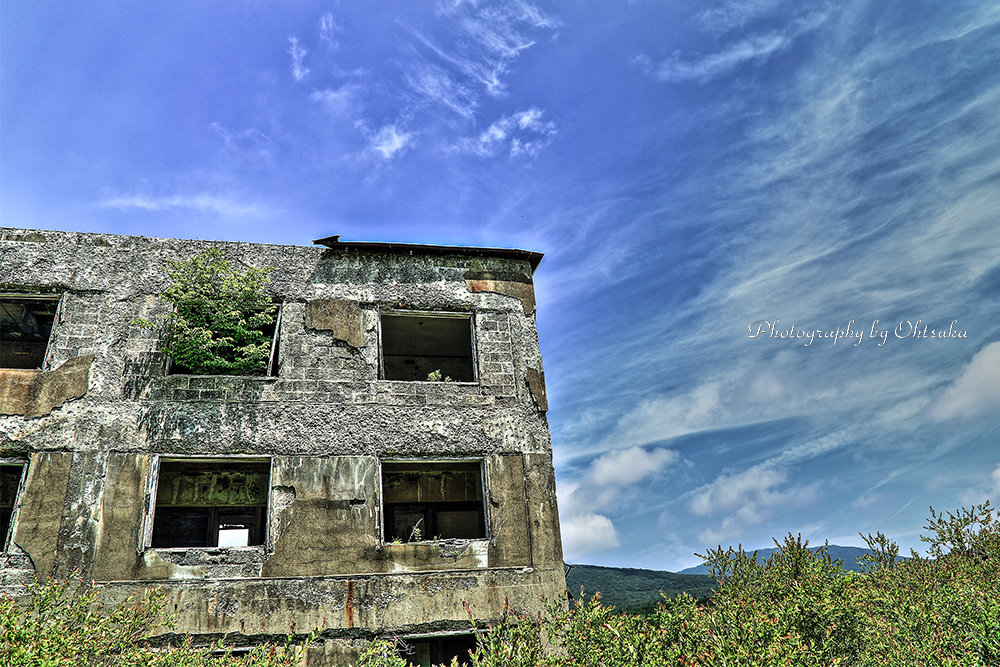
382, 462, 486, 542
0, 295, 59, 369
151, 460, 270, 548
0, 463, 27, 547
398, 633, 477, 667
380, 312, 475, 382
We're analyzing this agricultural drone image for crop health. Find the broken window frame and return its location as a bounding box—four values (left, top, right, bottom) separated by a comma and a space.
164, 302, 284, 377
396, 631, 478, 667
0, 292, 63, 371
141, 456, 273, 551
0, 459, 29, 552
377, 309, 478, 383
379, 458, 489, 544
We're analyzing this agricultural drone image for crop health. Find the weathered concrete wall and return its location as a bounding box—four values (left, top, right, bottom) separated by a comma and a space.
264, 456, 380, 578
0, 356, 93, 418
9, 452, 72, 579
0, 228, 565, 664
93, 565, 566, 643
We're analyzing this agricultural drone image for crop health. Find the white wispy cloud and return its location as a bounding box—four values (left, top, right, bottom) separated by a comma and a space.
551, 1, 1000, 562
635, 31, 787, 84
100, 194, 271, 218
209, 123, 273, 163
452, 107, 555, 157
931, 341, 1000, 421
433, 0, 559, 96
694, 0, 786, 34
359, 123, 415, 160
635, 11, 826, 83
602, 365, 839, 451
300, 1, 559, 162
288, 36, 310, 82
319, 13, 340, 48
311, 85, 360, 116
404, 63, 478, 118
851, 492, 886, 509
394, 0, 559, 152
596, 1, 1000, 458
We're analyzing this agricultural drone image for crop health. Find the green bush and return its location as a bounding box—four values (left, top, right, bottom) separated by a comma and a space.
7, 504, 999, 666
490, 503, 1000, 667
0, 577, 302, 666
135, 248, 277, 375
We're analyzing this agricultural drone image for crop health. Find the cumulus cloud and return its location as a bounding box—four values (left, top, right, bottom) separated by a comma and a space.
960, 464, 1000, 506
931, 341, 1000, 421
288, 37, 310, 82
697, 506, 766, 545
561, 512, 621, 555
589, 446, 680, 487
453, 108, 556, 157
690, 466, 788, 516
690, 464, 820, 544
558, 446, 680, 560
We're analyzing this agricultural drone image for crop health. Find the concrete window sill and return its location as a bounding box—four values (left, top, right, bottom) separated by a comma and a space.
377, 379, 480, 387
146, 545, 269, 562
377, 539, 490, 570
140, 546, 269, 580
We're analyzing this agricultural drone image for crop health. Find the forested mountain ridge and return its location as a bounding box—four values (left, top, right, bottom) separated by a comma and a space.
568, 546, 879, 611
565, 564, 716, 611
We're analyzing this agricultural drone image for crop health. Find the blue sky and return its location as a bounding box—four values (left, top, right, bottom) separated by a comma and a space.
4, 0, 1000, 572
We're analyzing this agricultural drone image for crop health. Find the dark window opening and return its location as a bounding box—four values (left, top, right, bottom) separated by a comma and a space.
212, 648, 252, 658
151, 460, 269, 548
381, 313, 474, 382
382, 462, 485, 542
0, 296, 59, 369
0, 463, 26, 546
398, 634, 477, 667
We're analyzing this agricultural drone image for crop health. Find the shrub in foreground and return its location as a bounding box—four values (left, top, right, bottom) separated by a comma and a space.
0, 577, 301, 666
534, 502, 1000, 667
5, 504, 999, 666
411, 503, 999, 666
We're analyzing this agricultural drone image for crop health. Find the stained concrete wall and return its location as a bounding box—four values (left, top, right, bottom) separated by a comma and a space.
0, 228, 565, 664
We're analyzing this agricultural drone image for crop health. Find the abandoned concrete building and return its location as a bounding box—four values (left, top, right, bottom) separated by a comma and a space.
0, 227, 565, 665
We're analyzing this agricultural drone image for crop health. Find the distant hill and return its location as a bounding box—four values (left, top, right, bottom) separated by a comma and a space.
565, 564, 716, 612
566, 544, 896, 611
678, 545, 875, 575
567, 546, 883, 612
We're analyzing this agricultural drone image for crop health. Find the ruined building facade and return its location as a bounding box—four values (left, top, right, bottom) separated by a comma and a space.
0, 228, 565, 665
